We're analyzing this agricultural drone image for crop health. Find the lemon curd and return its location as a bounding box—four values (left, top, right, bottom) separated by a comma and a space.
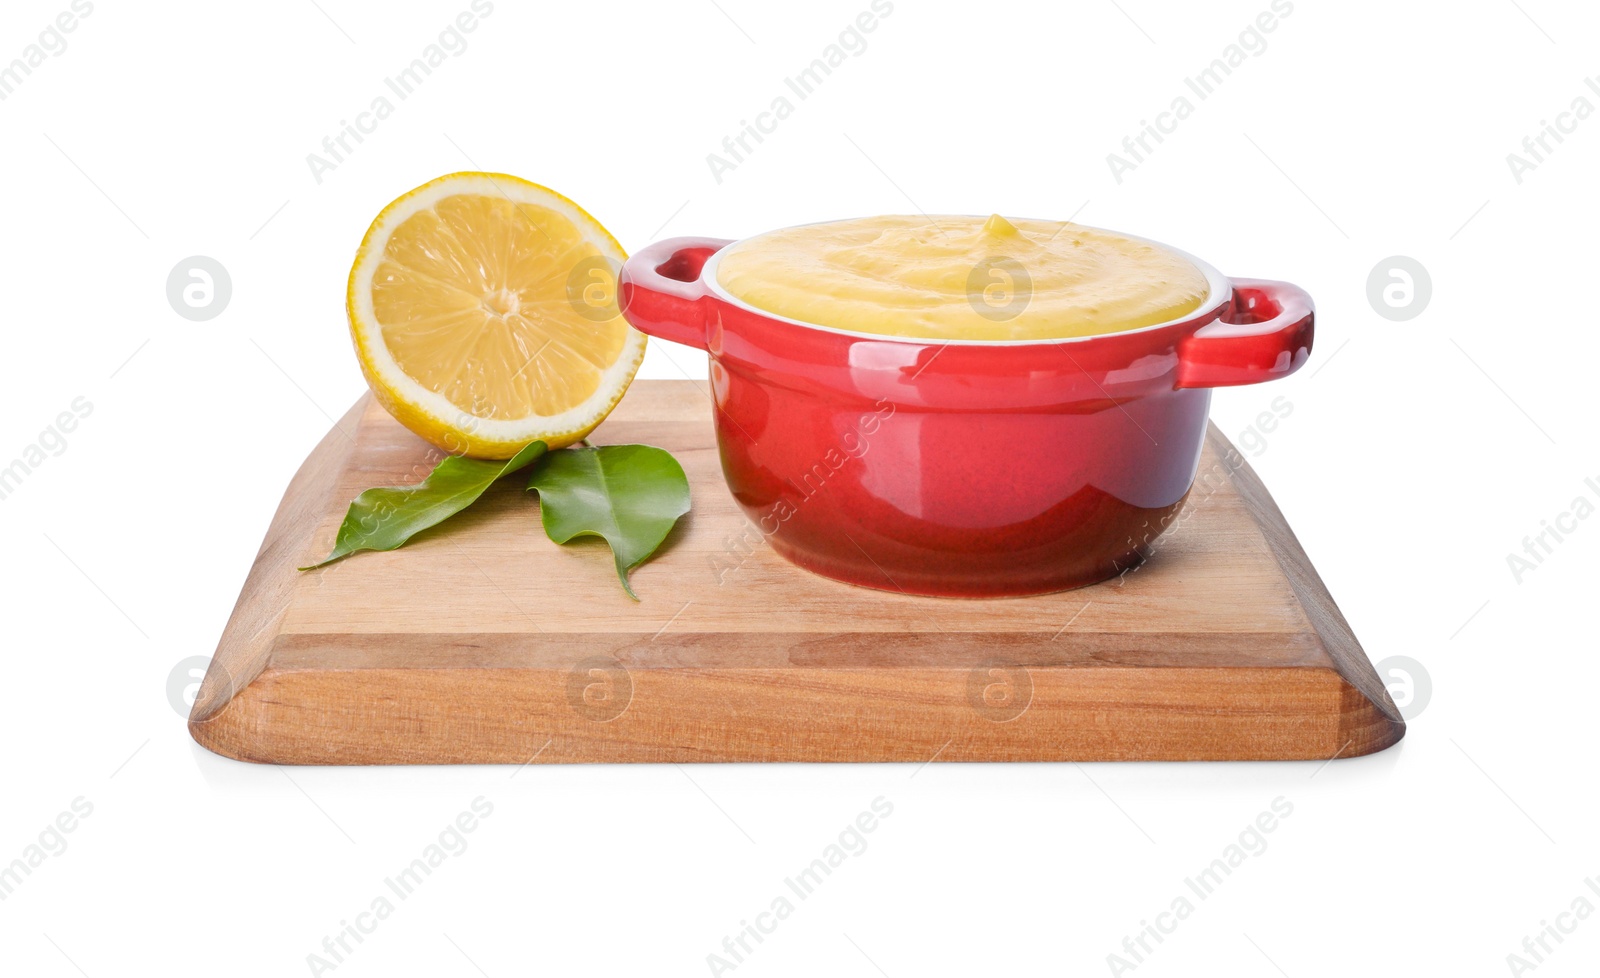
715, 214, 1209, 341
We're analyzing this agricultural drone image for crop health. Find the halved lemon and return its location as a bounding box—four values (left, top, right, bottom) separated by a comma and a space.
347, 172, 646, 458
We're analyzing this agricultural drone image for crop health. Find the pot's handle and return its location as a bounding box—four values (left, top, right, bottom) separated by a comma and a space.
618, 237, 734, 352
1175, 279, 1314, 389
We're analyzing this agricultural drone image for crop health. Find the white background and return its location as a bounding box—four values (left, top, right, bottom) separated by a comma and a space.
1, 0, 1596, 975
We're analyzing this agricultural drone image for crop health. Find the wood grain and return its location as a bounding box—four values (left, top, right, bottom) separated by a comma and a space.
190, 380, 1403, 764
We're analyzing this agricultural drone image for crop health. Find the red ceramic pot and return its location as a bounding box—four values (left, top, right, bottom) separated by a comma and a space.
619, 228, 1313, 597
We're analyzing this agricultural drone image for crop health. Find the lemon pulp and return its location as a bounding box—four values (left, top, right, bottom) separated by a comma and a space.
348, 173, 645, 458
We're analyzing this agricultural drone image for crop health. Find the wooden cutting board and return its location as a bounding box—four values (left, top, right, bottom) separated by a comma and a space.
190, 380, 1402, 764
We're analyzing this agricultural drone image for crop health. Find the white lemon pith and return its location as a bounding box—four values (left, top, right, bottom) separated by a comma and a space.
347, 172, 646, 459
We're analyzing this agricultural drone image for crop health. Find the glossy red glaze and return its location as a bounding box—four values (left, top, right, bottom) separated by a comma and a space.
620, 232, 1314, 597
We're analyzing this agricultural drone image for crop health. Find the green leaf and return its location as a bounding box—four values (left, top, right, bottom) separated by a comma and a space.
525, 445, 691, 599
300, 441, 547, 569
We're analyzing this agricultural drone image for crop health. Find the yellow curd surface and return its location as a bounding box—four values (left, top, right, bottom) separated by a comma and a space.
715, 214, 1209, 341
